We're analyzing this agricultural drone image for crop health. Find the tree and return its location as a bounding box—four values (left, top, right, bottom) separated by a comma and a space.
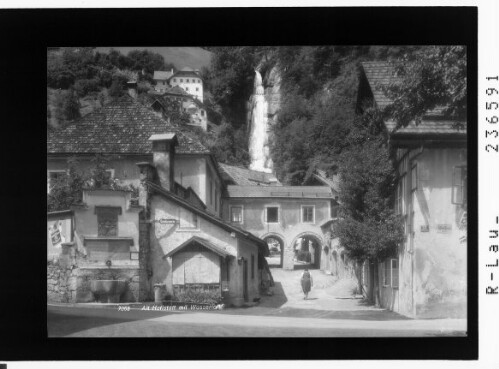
333, 111, 404, 302
204, 122, 250, 166
62, 88, 81, 121
208, 47, 270, 128
47, 158, 86, 212
383, 46, 467, 129
47, 155, 135, 212
108, 78, 125, 97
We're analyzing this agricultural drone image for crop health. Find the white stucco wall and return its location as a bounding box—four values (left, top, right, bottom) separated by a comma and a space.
149, 194, 258, 304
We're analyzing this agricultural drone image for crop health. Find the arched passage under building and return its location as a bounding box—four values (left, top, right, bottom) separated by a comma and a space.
291, 233, 322, 270
263, 235, 284, 268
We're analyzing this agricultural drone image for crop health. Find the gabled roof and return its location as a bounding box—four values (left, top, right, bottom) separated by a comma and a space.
47, 96, 210, 155
226, 185, 334, 199
170, 68, 202, 79
360, 61, 466, 137
385, 119, 467, 137
219, 163, 281, 186
148, 181, 269, 256
153, 70, 174, 80
361, 61, 446, 115
163, 236, 234, 258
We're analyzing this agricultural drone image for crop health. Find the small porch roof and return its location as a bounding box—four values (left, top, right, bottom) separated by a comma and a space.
163, 236, 234, 259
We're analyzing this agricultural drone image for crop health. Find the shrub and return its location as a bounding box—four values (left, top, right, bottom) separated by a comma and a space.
74, 78, 101, 97
174, 288, 223, 305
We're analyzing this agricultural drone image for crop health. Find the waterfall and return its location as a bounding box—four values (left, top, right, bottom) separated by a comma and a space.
248, 70, 273, 173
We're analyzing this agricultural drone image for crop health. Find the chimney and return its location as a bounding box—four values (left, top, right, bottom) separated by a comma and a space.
127, 80, 138, 99
149, 133, 178, 192
136, 162, 156, 211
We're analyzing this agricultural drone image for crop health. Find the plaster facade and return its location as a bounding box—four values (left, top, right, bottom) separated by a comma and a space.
148, 194, 260, 306
222, 197, 331, 270
169, 73, 204, 102
48, 153, 223, 217
379, 147, 467, 318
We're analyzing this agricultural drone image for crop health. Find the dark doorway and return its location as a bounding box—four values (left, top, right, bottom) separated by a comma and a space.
293, 235, 322, 269
264, 236, 284, 268
243, 259, 249, 302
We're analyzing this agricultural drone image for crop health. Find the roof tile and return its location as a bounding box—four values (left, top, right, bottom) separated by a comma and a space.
219, 164, 281, 186
47, 96, 210, 155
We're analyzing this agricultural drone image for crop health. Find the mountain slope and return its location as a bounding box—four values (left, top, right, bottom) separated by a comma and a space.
95, 47, 212, 70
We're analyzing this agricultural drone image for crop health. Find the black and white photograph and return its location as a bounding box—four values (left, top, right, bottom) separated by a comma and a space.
46, 44, 468, 338
1, 3, 492, 365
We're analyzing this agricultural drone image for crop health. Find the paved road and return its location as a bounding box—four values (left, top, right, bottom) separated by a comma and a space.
47, 304, 466, 337
47, 269, 466, 337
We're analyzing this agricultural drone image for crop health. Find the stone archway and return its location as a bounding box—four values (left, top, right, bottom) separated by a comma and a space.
263, 234, 285, 268
290, 233, 323, 270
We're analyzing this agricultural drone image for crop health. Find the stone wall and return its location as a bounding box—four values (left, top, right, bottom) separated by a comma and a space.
47, 259, 77, 303
47, 241, 149, 304
75, 267, 142, 303
47, 243, 78, 303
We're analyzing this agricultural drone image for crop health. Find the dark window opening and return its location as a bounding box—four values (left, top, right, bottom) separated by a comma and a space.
266, 207, 279, 223
230, 206, 243, 223
96, 207, 120, 237
302, 206, 314, 223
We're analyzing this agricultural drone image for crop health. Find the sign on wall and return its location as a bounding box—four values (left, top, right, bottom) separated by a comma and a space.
47, 217, 73, 249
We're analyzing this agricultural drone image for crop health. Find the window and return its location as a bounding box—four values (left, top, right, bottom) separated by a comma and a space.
230, 206, 243, 223
186, 79, 189, 83
180, 79, 183, 83
452, 165, 467, 207
185, 87, 189, 92
266, 207, 279, 223
214, 190, 218, 212
196, 87, 199, 91
251, 254, 255, 279
302, 205, 315, 223
201, 110, 205, 116
395, 174, 406, 215
173, 78, 176, 82
96, 207, 121, 237
383, 259, 399, 288
47, 170, 67, 193
391, 259, 399, 288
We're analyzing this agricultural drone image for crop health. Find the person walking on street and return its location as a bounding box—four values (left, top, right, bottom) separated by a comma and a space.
301, 268, 313, 299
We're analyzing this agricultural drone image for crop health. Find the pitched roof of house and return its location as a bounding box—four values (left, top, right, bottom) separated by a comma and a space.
171, 68, 202, 79
385, 119, 467, 136
47, 96, 210, 155
360, 61, 466, 137
148, 181, 269, 256
219, 163, 281, 186
225, 185, 334, 199
164, 236, 234, 258
361, 61, 446, 115
153, 70, 174, 80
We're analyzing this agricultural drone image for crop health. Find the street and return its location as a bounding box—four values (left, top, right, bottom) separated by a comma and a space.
47, 269, 466, 337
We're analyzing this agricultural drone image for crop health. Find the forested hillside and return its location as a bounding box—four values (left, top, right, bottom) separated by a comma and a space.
47, 47, 179, 127
205, 46, 466, 184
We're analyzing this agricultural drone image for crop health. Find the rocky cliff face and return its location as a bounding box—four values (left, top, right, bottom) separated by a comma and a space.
263, 64, 282, 125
